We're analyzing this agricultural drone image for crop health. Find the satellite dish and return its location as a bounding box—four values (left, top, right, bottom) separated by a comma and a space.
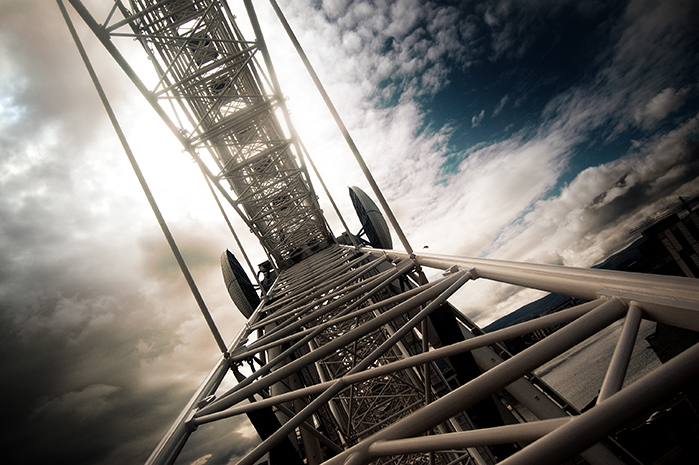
221, 250, 260, 318
348, 186, 393, 249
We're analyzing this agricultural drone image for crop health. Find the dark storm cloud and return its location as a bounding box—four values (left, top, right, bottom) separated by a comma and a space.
173, 416, 263, 465
0, 1, 146, 298
0, 2, 127, 147
140, 229, 223, 282
0, 2, 250, 464
0, 289, 184, 463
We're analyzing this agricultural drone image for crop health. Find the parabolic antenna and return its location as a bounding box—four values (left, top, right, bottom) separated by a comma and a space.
348, 186, 393, 249
221, 250, 260, 318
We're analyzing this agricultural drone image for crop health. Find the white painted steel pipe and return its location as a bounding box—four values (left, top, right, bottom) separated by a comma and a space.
323, 298, 628, 464
252, 253, 376, 327
597, 302, 643, 403
499, 341, 699, 465
249, 257, 392, 341
231, 280, 440, 363
194, 298, 606, 424
234, 270, 471, 465
267, 0, 415, 255
202, 261, 414, 416
196, 265, 458, 418
465, 312, 625, 465
352, 247, 699, 330
366, 418, 570, 457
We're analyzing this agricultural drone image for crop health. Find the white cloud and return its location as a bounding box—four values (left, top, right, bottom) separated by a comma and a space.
189, 454, 213, 465
635, 86, 691, 128
460, 112, 699, 324
237, 423, 260, 439
471, 109, 485, 127
457, 284, 550, 328
472, 109, 698, 315
493, 94, 509, 116
17, 295, 118, 341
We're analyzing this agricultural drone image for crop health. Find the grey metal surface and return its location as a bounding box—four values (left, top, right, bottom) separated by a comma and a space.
349, 186, 393, 249
221, 250, 260, 318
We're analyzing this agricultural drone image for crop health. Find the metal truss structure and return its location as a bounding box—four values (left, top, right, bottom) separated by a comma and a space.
60, 1, 699, 465
72, 0, 332, 268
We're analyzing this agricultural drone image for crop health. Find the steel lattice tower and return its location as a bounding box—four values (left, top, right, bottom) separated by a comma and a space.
61, 2, 699, 465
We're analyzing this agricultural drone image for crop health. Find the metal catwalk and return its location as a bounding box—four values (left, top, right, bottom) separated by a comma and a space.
60, 1, 699, 465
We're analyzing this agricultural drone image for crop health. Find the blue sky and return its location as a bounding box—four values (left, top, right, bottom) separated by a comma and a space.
264, 0, 699, 317
1, 0, 698, 464
390, 0, 698, 197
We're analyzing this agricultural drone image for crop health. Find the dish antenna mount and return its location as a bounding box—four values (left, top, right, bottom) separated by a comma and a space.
348, 186, 393, 249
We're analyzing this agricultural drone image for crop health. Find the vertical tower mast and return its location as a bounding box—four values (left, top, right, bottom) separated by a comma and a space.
119, 0, 332, 267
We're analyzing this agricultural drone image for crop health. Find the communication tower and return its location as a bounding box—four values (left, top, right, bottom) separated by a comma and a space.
59, 1, 699, 464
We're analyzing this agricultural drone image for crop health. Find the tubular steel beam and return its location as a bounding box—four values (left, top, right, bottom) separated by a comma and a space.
597, 302, 643, 403
366, 418, 571, 457
323, 298, 628, 464
196, 263, 458, 418
68, 0, 267, 251
499, 340, 699, 465
233, 278, 442, 363
59, 0, 228, 355
249, 255, 385, 333
353, 246, 699, 329
69, 0, 332, 268
231, 268, 472, 465
242, 0, 330, 239
194, 298, 606, 424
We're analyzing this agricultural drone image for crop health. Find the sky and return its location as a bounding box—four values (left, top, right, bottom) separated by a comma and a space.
1, 0, 698, 464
